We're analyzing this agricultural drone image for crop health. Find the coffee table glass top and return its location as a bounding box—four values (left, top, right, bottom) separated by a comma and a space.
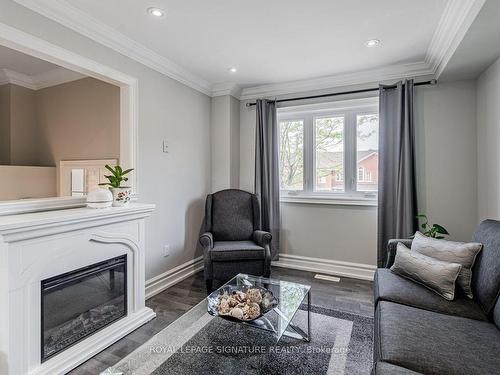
218, 273, 311, 341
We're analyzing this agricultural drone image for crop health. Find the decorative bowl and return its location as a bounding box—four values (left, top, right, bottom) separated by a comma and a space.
207, 285, 278, 322
86, 188, 113, 209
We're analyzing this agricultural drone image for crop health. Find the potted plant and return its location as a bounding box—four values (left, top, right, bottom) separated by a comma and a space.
415, 214, 450, 239
99, 165, 133, 207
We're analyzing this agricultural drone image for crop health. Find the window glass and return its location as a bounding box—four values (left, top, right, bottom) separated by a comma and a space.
356, 114, 379, 192
279, 120, 304, 191
315, 116, 344, 192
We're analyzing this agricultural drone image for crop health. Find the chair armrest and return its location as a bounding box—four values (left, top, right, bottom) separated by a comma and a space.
199, 232, 214, 249
386, 239, 413, 268
253, 230, 272, 247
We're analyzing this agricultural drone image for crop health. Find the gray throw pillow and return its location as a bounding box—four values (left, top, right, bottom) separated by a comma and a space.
391, 243, 462, 301
411, 231, 482, 299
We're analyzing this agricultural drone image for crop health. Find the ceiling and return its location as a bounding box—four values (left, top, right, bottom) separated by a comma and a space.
0, 45, 60, 75
440, 0, 500, 81
11, 0, 490, 97
63, 0, 446, 85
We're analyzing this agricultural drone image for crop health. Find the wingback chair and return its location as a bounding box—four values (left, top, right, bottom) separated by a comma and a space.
199, 189, 272, 293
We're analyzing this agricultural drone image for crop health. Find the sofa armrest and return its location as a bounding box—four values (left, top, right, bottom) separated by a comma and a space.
253, 230, 272, 247
199, 232, 214, 249
386, 239, 413, 268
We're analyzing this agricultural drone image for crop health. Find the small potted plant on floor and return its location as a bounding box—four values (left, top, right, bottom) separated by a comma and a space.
99, 164, 133, 207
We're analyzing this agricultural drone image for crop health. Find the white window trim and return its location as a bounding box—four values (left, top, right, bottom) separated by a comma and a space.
278, 97, 379, 205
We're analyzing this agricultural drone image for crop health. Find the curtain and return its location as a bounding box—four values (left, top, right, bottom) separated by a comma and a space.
255, 99, 280, 260
377, 80, 418, 267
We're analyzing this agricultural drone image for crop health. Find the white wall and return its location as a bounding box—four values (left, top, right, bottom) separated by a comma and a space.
240, 80, 479, 266
477, 57, 500, 221
0, 0, 211, 280
415, 80, 478, 241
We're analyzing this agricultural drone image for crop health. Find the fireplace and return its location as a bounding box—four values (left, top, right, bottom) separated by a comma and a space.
41, 255, 127, 362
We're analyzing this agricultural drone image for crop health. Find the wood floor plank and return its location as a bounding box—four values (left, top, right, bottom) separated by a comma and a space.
68, 267, 373, 374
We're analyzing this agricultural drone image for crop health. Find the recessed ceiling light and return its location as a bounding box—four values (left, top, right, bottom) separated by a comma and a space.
148, 7, 165, 17
365, 39, 381, 47
228, 67, 237, 73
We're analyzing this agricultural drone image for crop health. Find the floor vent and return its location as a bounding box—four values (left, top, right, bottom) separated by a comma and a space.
314, 274, 340, 282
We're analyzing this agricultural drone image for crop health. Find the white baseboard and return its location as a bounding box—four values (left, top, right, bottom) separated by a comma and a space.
145, 256, 204, 299
272, 253, 376, 281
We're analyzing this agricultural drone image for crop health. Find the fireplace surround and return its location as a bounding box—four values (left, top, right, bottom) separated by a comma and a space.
0, 203, 155, 375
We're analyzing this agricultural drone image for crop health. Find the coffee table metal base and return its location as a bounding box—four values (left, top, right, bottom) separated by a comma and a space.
244, 290, 311, 342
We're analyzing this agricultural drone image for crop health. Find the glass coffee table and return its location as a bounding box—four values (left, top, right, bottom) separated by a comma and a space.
216, 273, 311, 342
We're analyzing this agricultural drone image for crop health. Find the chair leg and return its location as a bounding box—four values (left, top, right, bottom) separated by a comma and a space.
206, 279, 213, 294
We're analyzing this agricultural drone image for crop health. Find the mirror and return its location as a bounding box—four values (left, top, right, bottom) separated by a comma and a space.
0, 45, 121, 201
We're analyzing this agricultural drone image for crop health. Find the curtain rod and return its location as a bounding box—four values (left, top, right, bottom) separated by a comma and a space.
245, 79, 437, 107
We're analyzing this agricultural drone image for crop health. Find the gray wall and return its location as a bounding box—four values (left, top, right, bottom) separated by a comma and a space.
211, 94, 240, 192
414, 80, 478, 242
477, 56, 500, 221
0, 0, 211, 281
239, 80, 479, 265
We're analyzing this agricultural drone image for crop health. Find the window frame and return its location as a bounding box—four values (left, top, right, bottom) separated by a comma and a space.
278, 97, 379, 205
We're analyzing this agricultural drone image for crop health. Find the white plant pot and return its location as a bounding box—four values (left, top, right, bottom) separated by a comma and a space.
110, 187, 132, 207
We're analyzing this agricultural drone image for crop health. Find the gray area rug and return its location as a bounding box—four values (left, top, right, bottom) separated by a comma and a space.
105, 302, 373, 375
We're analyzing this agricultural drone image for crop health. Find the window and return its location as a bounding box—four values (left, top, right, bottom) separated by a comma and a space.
279, 119, 304, 191
278, 98, 379, 201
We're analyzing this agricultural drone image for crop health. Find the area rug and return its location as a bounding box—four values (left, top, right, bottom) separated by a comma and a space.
104, 301, 373, 375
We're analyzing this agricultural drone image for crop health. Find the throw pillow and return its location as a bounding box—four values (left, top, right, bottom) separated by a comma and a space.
411, 231, 482, 299
391, 243, 462, 300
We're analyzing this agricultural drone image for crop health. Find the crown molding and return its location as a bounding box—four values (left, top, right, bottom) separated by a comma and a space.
13, 0, 212, 96
425, 0, 486, 78
0, 67, 85, 90
239, 61, 434, 100
211, 82, 242, 98
0, 68, 37, 89
13, 0, 485, 100
33, 67, 85, 89
240, 0, 486, 101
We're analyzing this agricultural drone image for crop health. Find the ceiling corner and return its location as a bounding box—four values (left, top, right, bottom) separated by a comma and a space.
425, 0, 487, 78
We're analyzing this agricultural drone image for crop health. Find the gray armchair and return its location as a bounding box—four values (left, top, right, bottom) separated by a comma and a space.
199, 189, 272, 293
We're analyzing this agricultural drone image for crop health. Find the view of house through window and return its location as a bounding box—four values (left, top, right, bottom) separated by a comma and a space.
278, 98, 379, 200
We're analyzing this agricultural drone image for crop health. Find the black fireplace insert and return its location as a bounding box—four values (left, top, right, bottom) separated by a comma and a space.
41, 255, 127, 362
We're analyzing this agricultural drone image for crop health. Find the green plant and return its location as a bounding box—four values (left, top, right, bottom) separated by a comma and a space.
99, 165, 133, 188
415, 214, 450, 239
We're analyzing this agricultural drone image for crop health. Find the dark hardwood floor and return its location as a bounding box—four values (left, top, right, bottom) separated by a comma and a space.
69, 267, 373, 375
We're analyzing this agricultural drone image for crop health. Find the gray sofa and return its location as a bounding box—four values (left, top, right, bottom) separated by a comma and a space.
373, 220, 500, 375
200, 189, 272, 293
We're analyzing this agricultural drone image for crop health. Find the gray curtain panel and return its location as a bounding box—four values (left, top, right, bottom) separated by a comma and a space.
377, 80, 418, 267
255, 99, 280, 260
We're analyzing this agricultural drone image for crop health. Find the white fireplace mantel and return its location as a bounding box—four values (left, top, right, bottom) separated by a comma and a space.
0, 203, 156, 375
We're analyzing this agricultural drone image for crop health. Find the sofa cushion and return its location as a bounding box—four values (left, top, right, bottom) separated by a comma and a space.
210, 241, 265, 261
472, 219, 500, 314
374, 269, 488, 321
375, 301, 500, 375
210, 190, 256, 241
372, 362, 422, 375
411, 231, 482, 299
494, 296, 500, 329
